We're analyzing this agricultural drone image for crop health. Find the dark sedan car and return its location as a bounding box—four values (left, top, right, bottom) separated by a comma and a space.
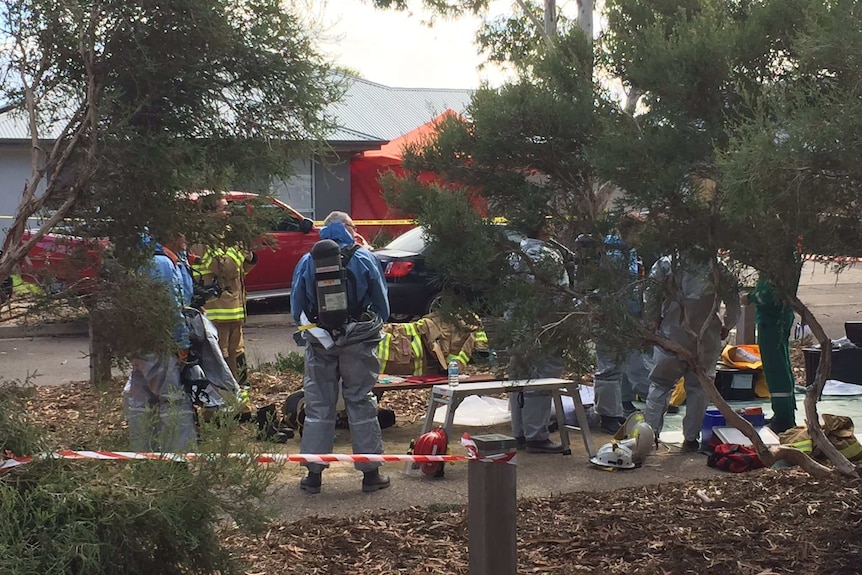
374, 225, 535, 321
373, 226, 441, 320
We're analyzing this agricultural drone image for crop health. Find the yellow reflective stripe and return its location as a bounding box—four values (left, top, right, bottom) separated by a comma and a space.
475, 330, 488, 343
406, 323, 424, 375
450, 351, 470, 365
199, 247, 244, 271
11, 274, 42, 295
790, 440, 813, 452
205, 307, 246, 321
840, 441, 862, 460
377, 332, 392, 373
191, 261, 211, 276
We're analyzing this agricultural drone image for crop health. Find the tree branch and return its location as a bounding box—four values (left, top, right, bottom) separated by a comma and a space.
791, 294, 858, 477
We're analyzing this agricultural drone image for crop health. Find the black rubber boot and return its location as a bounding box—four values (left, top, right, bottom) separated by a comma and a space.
300, 471, 322, 494
361, 469, 391, 493
600, 415, 621, 434
525, 438, 565, 454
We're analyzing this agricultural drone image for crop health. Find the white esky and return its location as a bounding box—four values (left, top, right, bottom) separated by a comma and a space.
308, 1, 521, 90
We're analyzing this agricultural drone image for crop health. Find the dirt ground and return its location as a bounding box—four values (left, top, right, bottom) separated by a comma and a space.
13, 359, 862, 575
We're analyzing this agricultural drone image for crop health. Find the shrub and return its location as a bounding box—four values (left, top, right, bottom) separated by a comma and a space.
0, 382, 279, 575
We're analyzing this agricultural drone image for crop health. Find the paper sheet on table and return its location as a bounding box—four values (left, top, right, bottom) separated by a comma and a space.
432, 396, 511, 426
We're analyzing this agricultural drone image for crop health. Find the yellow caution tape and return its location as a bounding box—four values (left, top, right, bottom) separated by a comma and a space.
314, 219, 416, 226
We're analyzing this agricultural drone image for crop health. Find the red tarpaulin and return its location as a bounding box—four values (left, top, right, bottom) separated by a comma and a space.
350, 110, 458, 243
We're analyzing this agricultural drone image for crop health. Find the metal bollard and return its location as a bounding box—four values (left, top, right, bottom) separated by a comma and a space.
468, 433, 518, 575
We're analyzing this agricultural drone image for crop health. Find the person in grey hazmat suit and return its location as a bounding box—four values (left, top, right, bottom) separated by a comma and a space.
593, 215, 653, 434
506, 218, 567, 454
291, 211, 391, 493
643, 250, 740, 450
124, 234, 197, 452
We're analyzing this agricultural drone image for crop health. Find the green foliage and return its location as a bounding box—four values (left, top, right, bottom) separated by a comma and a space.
381, 0, 862, 377
0, 381, 280, 575
369, 0, 492, 16
0, 382, 48, 460
600, 0, 862, 298
263, 351, 305, 375
0, 0, 340, 356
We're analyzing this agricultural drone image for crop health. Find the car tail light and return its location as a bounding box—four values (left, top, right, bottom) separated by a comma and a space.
385, 261, 414, 278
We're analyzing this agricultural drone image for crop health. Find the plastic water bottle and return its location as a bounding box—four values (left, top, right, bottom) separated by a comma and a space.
448, 359, 460, 388
489, 349, 498, 371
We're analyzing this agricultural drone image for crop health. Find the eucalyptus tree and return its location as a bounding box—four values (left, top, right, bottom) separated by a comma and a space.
375, 0, 862, 476
0, 0, 340, 354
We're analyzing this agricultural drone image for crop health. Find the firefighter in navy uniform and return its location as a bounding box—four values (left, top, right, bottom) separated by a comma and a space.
290, 211, 390, 494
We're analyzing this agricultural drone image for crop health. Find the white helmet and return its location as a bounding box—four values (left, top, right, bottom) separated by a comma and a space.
613, 411, 646, 441
590, 441, 636, 469
620, 421, 655, 464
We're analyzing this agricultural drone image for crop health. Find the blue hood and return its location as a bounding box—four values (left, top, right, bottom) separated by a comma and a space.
319, 221, 356, 248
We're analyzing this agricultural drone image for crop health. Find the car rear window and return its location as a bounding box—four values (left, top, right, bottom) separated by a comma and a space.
247, 203, 302, 232
384, 226, 427, 253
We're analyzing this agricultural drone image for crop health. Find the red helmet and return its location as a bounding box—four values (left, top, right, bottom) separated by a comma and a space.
412, 427, 449, 476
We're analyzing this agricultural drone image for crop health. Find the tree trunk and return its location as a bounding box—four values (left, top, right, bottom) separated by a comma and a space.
88, 308, 112, 387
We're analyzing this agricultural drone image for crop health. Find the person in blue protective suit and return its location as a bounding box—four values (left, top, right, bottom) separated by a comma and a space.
123, 233, 197, 453
593, 214, 653, 434
643, 250, 740, 451
291, 211, 390, 494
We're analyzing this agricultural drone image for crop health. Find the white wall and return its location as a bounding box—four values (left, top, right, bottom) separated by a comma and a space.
0, 145, 42, 244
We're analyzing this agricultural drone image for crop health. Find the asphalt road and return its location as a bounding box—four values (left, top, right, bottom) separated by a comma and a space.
0, 262, 859, 386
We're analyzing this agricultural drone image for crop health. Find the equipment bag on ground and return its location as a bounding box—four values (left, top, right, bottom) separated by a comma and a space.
707, 443, 764, 473
779, 413, 862, 461
283, 390, 395, 434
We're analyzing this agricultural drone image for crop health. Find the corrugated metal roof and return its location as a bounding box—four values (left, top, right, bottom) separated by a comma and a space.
0, 75, 474, 145
326, 76, 473, 141
0, 110, 65, 141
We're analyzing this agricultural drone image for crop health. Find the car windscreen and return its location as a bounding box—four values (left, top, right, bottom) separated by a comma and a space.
383, 226, 427, 253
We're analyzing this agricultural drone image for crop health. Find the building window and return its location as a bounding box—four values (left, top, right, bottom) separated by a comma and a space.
272, 158, 314, 217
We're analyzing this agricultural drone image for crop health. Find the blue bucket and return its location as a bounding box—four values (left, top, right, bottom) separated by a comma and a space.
701, 409, 726, 444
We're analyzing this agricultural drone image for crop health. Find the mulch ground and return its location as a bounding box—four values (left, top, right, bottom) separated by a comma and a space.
22, 368, 433, 450
223, 469, 862, 575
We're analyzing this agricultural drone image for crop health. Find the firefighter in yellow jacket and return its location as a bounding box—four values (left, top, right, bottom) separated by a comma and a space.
192, 244, 257, 385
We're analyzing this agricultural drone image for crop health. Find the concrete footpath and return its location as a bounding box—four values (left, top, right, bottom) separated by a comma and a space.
267, 420, 726, 521
0, 312, 301, 385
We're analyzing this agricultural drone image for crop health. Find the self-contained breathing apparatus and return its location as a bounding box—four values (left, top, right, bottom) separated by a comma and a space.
310, 239, 361, 335
182, 278, 226, 408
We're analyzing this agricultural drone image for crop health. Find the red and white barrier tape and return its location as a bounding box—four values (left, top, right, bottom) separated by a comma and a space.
0, 434, 517, 472
802, 254, 862, 263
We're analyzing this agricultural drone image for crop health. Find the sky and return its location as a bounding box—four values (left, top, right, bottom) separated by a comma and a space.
309, 1, 512, 90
